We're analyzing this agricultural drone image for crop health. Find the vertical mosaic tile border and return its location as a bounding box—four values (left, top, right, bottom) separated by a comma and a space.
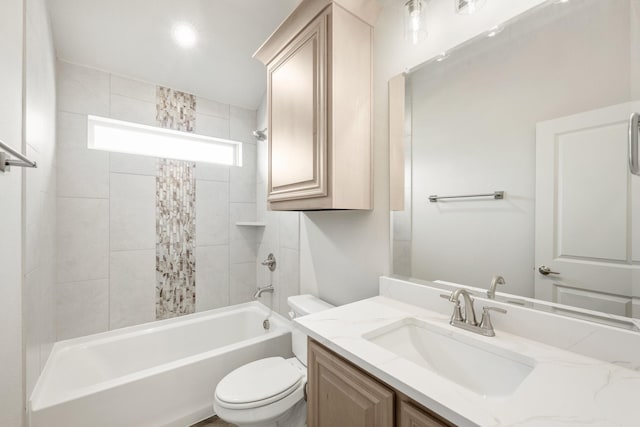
156, 87, 196, 132
156, 87, 197, 320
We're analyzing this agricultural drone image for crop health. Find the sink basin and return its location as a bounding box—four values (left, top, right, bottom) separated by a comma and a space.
363, 318, 535, 397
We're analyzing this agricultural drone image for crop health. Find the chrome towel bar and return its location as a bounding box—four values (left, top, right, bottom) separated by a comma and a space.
0, 139, 37, 173
428, 191, 505, 203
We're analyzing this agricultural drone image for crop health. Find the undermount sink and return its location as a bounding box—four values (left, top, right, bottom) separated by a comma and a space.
363, 318, 535, 397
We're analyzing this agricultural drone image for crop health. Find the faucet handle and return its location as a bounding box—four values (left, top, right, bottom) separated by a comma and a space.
483, 306, 507, 315
261, 253, 276, 272
479, 306, 506, 335
441, 293, 464, 322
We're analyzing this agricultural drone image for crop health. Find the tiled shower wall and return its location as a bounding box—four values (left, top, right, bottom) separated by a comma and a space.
255, 95, 301, 316
24, 0, 57, 398
55, 60, 261, 339
155, 88, 197, 319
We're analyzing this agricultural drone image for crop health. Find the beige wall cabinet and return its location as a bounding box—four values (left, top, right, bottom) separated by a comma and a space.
307, 339, 453, 427
254, 0, 376, 211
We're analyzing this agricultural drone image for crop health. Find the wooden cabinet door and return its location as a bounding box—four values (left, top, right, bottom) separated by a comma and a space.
267, 11, 328, 203
307, 340, 394, 427
399, 401, 451, 427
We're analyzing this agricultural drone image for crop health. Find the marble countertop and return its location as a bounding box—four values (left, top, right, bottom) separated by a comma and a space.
295, 295, 640, 427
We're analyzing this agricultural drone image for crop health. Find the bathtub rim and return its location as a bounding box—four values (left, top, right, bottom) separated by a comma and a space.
30, 301, 291, 412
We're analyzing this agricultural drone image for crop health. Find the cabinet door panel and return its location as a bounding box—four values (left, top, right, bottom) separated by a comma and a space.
308, 340, 394, 427
268, 13, 327, 202
399, 401, 450, 427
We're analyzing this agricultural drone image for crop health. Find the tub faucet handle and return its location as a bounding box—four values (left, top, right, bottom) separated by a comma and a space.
261, 253, 276, 272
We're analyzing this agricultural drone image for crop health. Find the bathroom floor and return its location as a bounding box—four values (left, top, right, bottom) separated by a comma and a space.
191, 416, 237, 427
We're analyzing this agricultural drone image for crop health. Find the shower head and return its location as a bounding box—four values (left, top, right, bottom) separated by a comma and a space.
253, 129, 267, 141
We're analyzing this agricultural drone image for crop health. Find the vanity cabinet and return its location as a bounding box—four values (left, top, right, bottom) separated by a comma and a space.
308, 338, 394, 427
254, 0, 376, 210
307, 339, 453, 427
398, 401, 448, 427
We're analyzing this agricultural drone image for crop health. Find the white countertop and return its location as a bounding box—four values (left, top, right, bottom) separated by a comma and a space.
295, 295, 640, 427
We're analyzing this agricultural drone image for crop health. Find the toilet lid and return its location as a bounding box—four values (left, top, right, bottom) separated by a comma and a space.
215, 357, 303, 408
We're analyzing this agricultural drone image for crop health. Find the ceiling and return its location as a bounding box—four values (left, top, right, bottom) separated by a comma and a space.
46, 0, 302, 109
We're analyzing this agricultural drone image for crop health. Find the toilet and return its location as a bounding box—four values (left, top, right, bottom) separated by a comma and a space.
213, 295, 334, 427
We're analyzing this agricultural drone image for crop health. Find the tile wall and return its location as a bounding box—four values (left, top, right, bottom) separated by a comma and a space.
255, 95, 301, 316
155, 88, 197, 319
55, 60, 261, 339
24, 0, 57, 398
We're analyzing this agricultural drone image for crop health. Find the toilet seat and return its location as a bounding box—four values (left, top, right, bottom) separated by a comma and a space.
215, 357, 303, 410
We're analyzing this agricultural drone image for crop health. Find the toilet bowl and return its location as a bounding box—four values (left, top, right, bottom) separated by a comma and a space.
213, 295, 334, 427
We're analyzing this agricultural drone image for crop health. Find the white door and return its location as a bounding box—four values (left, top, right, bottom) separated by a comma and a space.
535, 102, 640, 318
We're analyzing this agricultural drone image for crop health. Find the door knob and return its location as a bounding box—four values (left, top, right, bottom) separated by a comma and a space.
538, 265, 560, 276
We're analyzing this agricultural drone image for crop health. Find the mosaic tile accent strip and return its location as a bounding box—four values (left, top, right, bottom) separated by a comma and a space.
156, 87, 196, 132
156, 87, 197, 320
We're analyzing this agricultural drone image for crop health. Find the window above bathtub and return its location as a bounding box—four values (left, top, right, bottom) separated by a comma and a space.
87, 115, 243, 166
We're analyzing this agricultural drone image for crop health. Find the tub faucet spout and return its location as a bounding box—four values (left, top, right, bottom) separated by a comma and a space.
254, 285, 274, 299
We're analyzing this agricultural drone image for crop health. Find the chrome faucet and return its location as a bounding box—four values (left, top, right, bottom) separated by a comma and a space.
441, 288, 507, 337
487, 275, 505, 299
450, 288, 477, 326
253, 285, 274, 299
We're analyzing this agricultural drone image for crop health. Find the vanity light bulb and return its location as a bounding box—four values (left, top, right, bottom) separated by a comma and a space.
410, 11, 421, 31
436, 52, 449, 62
405, 0, 427, 45
486, 25, 503, 38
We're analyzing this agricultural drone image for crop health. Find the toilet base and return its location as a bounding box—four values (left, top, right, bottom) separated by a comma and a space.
219, 400, 306, 427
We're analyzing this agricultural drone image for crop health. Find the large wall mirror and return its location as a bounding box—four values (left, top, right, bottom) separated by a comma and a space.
391, 0, 640, 328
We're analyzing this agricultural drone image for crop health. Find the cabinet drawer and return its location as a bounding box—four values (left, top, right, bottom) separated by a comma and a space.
399, 400, 452, 427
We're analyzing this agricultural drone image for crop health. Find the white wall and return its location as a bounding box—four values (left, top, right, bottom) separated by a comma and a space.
299, 0, 546, 305
24, 0, 57, 401
0, 0, 24, 424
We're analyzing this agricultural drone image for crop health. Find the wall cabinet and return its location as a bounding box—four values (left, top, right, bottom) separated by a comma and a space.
307, 339, 453, 427
254, 0, 377, 210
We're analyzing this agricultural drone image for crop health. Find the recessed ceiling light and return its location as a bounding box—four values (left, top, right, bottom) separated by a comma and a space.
436, 52, 450, 62
486, 25, 503, 38
173, 23, 197, 48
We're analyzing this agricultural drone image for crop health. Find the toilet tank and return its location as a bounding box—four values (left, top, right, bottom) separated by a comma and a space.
287, 295, 334, 366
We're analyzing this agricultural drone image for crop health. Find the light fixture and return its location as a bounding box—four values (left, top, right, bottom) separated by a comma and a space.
455, 0, 486, 15
486, 25, 503, 38
436, 52, 449, 62
405, 0, 428, 45
172, 23, 197, 48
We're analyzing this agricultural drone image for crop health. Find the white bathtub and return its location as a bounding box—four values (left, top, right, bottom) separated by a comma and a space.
29, 302, 292, 427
